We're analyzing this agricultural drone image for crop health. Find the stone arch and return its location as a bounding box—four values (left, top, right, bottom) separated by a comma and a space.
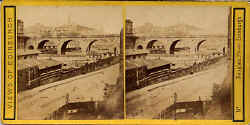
113, 47, 117, 56
196, 40, 206, 52
86, 40, 98, 54
28, 45, 34, 50
222, 47, 226, 55
61, 40, 73, 55
137, 45, 143, 49
146, 40, 159, 49
169, 40, 181, 54
37, 40, 49, 49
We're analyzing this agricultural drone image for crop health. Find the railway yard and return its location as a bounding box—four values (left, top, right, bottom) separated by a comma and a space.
126, 56, 230, 119
14, 15, 232, 120
18, 64, 120, 120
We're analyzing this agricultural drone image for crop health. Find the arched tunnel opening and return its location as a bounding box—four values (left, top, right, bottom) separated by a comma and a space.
60, 40, 83, 55
169, 40, 181, 55
38, 40, 58, 54
86, 39, 117, 58
146, 40, 158, 49
61, 40, 73, 55
86, 40, 98, 57
28, 45, 34, 50
37, 40, 49, 50
222, 47, 226, 55
137, 45, 143, 49
146, 40, 166, 54
196, 40, 206, 52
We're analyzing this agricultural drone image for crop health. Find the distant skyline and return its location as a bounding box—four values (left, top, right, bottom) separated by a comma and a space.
18, 6, 230, 35
18, 6, 123, 34
127, 6, 230, 35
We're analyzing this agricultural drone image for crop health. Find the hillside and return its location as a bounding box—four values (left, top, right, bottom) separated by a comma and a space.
134, 23, 217, 36
24, 23, 106, 38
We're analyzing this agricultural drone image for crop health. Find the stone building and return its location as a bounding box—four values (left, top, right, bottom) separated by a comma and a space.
17, 19, 62, 91
17, 19, 41, 91
17, 19, 40, 60
125, 19, 172, 91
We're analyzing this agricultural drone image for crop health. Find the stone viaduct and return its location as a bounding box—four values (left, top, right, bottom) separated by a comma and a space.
134, 35, 228, 55
25, 35, 120, 56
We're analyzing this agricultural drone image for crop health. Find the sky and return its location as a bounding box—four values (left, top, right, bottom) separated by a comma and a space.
18, 6, 229, 35
126, 6, 230, 35
17, 6, 123, 34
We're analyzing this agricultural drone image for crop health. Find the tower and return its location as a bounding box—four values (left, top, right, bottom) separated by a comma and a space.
126, 19, 134, 34
125, 19, 138, 49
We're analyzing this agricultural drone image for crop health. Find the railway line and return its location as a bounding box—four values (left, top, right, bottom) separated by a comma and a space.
19, 56, 119, 91
126, 57, 229, 119
18, 64, 120, 120
127, 55, 226, 92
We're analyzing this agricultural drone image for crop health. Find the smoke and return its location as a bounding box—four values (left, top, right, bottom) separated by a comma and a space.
101, 73, 124, 119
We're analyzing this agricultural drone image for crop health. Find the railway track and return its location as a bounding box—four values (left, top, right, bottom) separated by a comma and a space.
128, 55, 226, 92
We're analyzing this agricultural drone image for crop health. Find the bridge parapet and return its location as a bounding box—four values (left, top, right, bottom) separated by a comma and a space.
134, 36, 228, 55
26, 36, 120, 56
46, 34, 120, 38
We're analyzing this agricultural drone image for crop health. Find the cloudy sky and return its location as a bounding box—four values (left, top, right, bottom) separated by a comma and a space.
127, 6, 230, 35
18, 6, 123, 34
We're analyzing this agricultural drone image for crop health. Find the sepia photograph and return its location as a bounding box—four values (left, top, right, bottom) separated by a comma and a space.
125, 6, 232, 120
16, 6, 124, 120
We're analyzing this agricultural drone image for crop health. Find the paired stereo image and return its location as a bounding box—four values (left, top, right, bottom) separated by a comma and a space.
16, 5, 232, 120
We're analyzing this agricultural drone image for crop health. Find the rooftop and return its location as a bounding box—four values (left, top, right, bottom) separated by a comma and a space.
17, 35, 30, 41
37, 59, 62, 69
126, 19, 133, 23
18, 58, 62, 70
126, 58, 171, 70
126, 59, 147, 70
17, 50, 41, 56
145, 59, 171, 69
17, 60, 38, 70
126, 49, 149, 56
126, 61, 138, 70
